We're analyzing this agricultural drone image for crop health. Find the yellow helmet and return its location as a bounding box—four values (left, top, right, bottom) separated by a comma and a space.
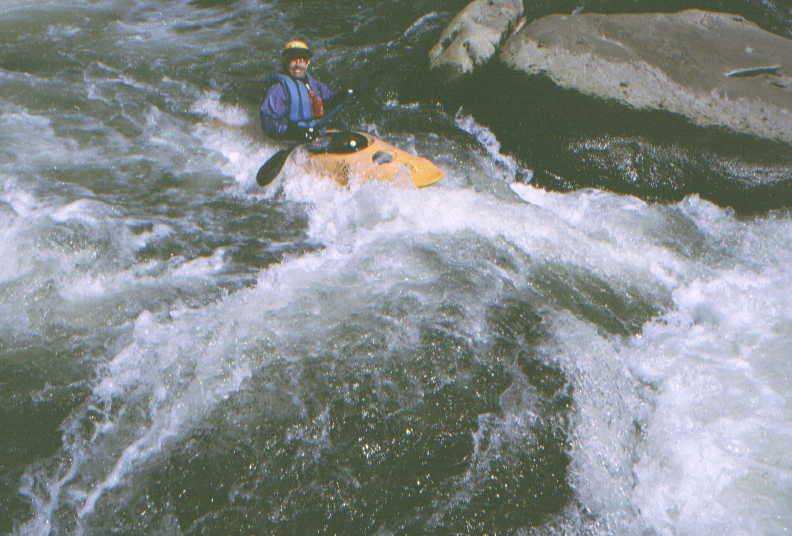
282, 40, 313, 60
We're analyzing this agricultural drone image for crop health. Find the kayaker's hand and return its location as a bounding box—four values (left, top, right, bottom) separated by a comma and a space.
286, 124, 317, 142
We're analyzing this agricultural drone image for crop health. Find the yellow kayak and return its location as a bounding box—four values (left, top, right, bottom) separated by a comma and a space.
304, 130, 444, 188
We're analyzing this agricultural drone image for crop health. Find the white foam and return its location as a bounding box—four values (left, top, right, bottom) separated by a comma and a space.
455, 110, 521, 176
0, 183, 28, 284
171, 247, 227, 277
191, 92, 250, 127
543, 313, 648, 533
191, 94, 275, 191
50, 198, 123, 225
0, 108, 80, 171
21, 300, 256, 533
626, 257, 792, 534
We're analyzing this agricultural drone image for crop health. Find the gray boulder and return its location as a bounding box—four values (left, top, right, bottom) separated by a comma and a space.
499, 10, 792, 144
429, 0, 524, 78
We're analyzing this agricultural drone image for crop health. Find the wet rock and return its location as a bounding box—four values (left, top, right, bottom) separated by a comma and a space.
429, 0, 523, 79
499, 10, 792, 144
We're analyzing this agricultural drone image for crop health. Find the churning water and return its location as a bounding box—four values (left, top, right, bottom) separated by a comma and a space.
1, 1, 790, 535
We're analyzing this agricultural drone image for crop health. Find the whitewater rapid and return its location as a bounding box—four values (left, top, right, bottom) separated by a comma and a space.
2, 1, 790, 534
11, 93, 788, 534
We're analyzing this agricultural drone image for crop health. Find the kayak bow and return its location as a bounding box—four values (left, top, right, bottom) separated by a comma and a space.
303, 130, 444, 188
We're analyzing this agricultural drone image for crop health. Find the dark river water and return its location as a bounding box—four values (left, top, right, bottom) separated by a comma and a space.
1, 1, 790, 534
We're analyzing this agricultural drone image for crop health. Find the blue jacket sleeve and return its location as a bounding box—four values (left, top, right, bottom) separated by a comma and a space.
259, 83, 289, 139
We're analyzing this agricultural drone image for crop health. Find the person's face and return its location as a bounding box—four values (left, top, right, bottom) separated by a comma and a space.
286, 56, 310, 78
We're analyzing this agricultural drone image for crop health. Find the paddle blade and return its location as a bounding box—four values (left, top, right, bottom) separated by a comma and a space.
256, 147, 293, 186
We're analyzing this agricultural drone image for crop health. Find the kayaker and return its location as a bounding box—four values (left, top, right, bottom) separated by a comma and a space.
260, 40, 352, 142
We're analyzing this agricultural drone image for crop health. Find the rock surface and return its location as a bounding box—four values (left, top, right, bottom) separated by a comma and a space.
499, 9, 792, 143
429, 0, 523, 78
430, 4, 792, 144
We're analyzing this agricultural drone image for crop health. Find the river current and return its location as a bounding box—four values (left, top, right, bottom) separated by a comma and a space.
1, 1, 790, 535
